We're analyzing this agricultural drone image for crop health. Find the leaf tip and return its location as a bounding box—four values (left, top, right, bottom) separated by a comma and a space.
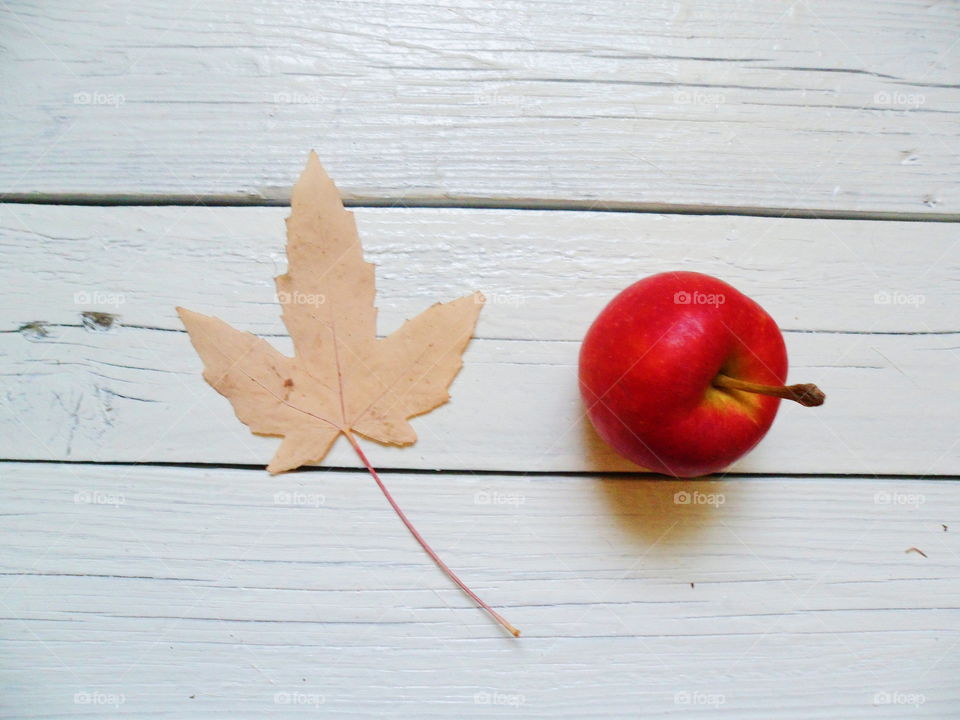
175, 305, 196, 325
304, 149, 331, 185
266, 458, 289, 475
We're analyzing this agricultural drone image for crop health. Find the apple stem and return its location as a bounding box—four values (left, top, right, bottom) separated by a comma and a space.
344, 430, 521, 638
713, 374, 826, 407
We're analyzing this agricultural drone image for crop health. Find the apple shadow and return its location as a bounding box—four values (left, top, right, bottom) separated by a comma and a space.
580, 409, 737, 547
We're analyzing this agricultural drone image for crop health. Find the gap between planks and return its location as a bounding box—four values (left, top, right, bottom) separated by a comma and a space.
7, 321, 960, 339
4, 459, 959, 482
2, 194, 960, 223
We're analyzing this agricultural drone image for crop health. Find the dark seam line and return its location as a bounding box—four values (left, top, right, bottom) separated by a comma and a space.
1, 195, 958, 223
2, 458, 957, 481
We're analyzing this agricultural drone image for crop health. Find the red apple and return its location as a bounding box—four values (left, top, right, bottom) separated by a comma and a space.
579, 271, 823, 477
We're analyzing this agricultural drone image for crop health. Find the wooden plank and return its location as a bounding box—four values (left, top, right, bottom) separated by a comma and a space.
3, 325, 958, 474
1, 205, 957, 474
2, 205, 957, 337
1, 1, 958, 215
1, 462, 958, 717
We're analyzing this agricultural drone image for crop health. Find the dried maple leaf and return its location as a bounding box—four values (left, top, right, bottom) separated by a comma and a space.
176, 152, 518, 636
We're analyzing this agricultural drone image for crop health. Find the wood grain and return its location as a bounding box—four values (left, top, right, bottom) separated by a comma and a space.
1, 0, 958, 215
3, 7, 959, 712
2, 462, 957, 717
2, 204, 957, 474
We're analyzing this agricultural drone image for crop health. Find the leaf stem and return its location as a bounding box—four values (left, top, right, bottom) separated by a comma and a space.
343, 430, 521, 637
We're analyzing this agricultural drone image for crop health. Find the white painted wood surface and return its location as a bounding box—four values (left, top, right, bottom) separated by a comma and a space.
3, 463, 959, 718
1, 0, 959, 216
2, 205, 958, 474
3, 2, 960, 717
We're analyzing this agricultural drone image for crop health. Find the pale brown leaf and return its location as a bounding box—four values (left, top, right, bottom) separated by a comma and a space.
177, 151, 484, 473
